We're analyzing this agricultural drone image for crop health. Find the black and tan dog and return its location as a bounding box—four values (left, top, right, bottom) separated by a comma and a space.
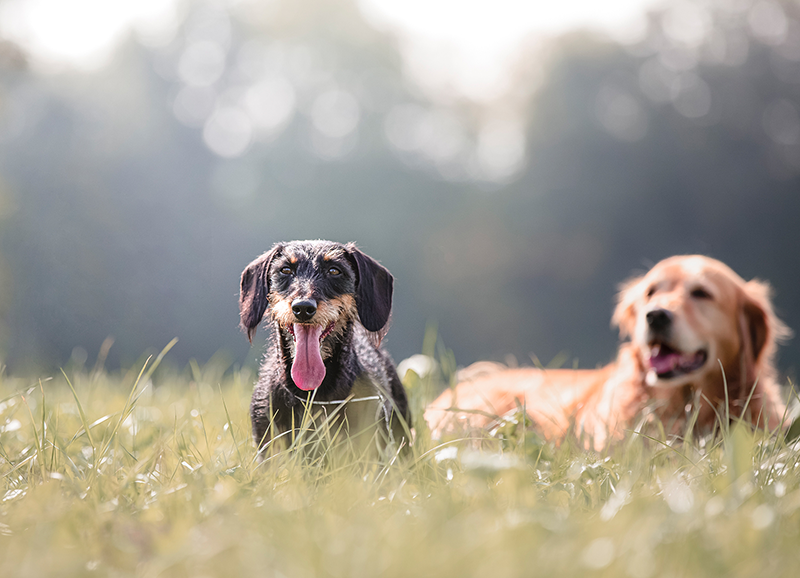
239, 240, 411, 459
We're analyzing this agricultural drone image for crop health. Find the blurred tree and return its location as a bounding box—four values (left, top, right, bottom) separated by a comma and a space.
0, 0, 798, 381
0, 36, 26, 360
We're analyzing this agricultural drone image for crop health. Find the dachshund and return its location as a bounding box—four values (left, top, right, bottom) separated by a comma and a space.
240, 240, 411, 459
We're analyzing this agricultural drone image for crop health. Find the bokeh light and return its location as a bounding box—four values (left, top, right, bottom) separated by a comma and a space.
2, 0, 800, 378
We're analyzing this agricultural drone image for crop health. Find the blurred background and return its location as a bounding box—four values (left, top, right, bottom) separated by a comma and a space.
0, 0, 798, 379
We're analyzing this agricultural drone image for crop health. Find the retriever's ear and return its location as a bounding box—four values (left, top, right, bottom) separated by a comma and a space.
239, 245, 282, 342
612, 275, 644, 339
737, 279, 791, 423
740, 279, 791, 367
345, 244, 393, 344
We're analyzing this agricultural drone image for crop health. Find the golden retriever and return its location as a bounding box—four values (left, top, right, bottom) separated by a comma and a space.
425, 256, 791, 449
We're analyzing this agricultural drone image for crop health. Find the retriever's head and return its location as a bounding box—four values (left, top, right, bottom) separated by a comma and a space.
612, 255, 790, 424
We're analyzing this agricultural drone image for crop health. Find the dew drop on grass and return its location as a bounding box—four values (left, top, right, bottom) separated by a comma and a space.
581, 537, 615, 569
123, 415, 138, 435
434, 446, 457, 463
1, 419, 21, 433
2, 489, 25, 502
566, 460, 584, 481
704, 496, 724, 518
751, 504, 775, 530
663, 477, 694, 514
600, 485, 630, 521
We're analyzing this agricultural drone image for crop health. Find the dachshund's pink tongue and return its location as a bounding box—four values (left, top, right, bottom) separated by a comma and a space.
291, 324, 326, 390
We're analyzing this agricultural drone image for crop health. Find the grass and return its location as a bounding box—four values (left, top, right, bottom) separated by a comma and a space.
1, 348, 800, 578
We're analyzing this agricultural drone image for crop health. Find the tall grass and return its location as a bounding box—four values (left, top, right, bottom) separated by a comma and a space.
1, 352, 799, 578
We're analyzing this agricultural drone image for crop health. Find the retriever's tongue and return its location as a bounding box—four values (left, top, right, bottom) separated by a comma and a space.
291, 324, 326, 391
649, 346, 681, 375
649, 345, 704, 376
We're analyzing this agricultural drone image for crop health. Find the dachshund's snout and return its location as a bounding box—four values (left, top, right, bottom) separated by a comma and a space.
291, 299, 317, 322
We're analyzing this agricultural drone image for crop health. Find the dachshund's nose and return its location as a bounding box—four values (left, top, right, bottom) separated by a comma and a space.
292, 299, 317, 322
646, 309, 672, 332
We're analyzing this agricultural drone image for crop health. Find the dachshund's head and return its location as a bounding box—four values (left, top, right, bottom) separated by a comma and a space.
239, 240, 393, 391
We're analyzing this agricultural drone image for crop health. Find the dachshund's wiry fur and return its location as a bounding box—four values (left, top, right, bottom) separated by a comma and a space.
239, 240, 410, 459
268, 293, 357, 361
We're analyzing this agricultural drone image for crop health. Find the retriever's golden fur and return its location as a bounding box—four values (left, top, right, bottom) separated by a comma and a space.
425, 256, 791, 449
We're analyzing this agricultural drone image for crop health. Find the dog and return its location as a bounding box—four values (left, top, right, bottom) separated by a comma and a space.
425, 255, 791, 449
239, 240, 411, 459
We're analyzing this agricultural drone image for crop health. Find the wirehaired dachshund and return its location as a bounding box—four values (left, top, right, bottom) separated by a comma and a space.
240, 240, 411, 459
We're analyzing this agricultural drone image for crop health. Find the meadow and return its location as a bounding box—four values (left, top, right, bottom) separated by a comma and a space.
1, 342, 799, 578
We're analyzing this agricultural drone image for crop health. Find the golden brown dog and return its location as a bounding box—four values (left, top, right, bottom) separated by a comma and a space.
425, 256, 791, 449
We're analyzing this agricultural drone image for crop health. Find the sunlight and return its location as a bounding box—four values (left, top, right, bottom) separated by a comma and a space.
360, 0, 661, 101
0, 0, 180, 71
0, 0, 659, 95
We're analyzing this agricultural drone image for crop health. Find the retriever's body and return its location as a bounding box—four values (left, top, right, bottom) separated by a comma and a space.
425, 256, 790, 448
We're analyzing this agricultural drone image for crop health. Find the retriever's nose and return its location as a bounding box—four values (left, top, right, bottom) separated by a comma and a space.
291, 299, 317, 322
646, 309, 672, 331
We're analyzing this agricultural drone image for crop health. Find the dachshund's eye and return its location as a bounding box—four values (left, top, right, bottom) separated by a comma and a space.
279, 266, 293, 276
328, 266, 341, 276
646, 286, 656, 298
691, 287, 712, 300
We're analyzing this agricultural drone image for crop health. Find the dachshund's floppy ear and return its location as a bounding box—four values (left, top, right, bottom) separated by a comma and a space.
239, 245, 282, 342
612, 274, 644, 339
345, 244, 394, 345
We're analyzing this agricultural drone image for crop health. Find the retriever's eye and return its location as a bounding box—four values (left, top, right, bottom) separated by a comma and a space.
328, 266, 341, 276
279, 266, 293, 276
646, 286, 656, 298
691, 287, 712, 299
